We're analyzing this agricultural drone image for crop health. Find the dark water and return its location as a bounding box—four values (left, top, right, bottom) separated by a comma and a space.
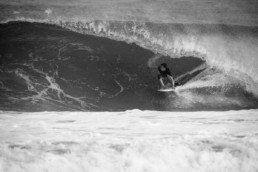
0, 22, 206, 111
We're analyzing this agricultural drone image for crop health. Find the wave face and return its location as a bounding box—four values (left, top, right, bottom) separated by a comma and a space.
0, 21, 258, 111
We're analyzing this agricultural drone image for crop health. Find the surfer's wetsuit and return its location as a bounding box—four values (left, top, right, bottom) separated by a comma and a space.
157, 64, 172, 79
157, 63, 174, 88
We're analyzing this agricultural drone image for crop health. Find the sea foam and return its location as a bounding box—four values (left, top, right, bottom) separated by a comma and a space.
0, 110, 258, 172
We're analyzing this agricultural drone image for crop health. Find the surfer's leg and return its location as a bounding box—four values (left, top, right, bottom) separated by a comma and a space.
159, 78, 165, 87
168, 75, 175, 88
158, 74, 165, 87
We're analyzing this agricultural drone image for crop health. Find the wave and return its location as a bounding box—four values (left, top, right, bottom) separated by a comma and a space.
6, 18, 258, 93
0, 19, 258, 111
57, 19, 258, 87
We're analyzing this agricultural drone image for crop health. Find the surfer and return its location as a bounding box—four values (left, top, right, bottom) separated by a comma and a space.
157, 63, 175, 89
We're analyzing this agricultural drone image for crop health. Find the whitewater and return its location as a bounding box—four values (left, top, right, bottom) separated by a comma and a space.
0, 0, 258, 171
1, 110, 258, 172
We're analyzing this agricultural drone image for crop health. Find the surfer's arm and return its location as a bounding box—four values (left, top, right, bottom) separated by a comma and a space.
166, 69, 172, 76
158, 66, 162, 73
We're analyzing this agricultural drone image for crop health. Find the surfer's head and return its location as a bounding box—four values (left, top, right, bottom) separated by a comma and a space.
161, 63, 167, 67
160, 63, 167, 71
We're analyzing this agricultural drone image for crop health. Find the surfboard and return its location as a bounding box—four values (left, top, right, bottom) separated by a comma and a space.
158, 87, 175, 92
158, 81, 176, 92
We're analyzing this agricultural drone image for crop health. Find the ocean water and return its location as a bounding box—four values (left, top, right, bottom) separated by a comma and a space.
0, 110, 258, 172
0, 21, 257, 111
0, 0, 258, 171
